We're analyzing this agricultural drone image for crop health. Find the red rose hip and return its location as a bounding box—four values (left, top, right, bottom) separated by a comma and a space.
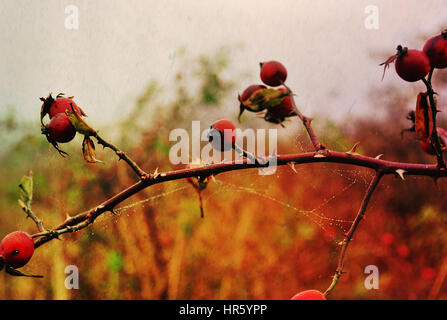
291, 290, 326, 300
423, 30, 447, 69
260, 61, 287, 87
238, 84, 268, 120
395, 46, 430, 82
0, 231, 35, 269
419, 127, 447, 155
240, 84, 267, 102
264, 87, 296, 124
208, 119, 237, 151
397, 245, 410, 258
420, 141, 436, 155
40, 94, 86, 119
47, 113, 77, 143
381, 233, 394, 246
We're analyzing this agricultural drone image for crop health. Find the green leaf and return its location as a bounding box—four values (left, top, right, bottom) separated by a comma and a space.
65, 105, 96, 136
18, 171, 33, 207
107, 251, 124, 272
17, 198, 27, 209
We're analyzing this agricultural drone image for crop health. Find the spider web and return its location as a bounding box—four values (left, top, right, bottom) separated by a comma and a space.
105, 160, 374, 245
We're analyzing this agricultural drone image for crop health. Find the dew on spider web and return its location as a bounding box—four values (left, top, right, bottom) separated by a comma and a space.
90, 161, 374, 245
200, 164, 376, 244
103, 183, 189, 223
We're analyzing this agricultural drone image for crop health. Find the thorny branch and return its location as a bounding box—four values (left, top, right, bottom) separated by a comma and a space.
25, 80, 446, 296
32, 151, 447, 248
282, 82, 326, 152
422, 73, 446, 169
94, 132, 151, 180
324, 171, 383, 297
21, 206, 46, 233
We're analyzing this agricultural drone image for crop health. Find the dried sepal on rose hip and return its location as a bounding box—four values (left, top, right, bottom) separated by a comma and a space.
423, 30, 447, 69
185, 161, 212, 218
414, 91, 434, 144
264, 87, 297, 126
260, 61, 287, 87
185, 162, 211, 191
291, 289, 326, 300
380, 45, 430, 82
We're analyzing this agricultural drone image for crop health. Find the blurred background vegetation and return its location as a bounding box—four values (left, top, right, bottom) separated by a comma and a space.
1, 47, 447, 300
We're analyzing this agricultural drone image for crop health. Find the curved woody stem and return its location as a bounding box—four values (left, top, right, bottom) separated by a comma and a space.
25, 81, 447, 295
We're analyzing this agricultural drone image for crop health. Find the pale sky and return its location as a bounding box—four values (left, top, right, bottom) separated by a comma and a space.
1, 0, 446, 125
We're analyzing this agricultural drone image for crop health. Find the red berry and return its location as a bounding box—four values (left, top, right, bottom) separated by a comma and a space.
419, 127, 447, 155
264, 87, 296, 124
40, 94, 85, 119
238, 84, 268, 120
208, 119, 237, 151
397, 245, 410, 258
423, 31, 447, 69
420, 141, 436, 155
260, 61, 287, 87
381, 233, 394, 246
395, 46, 430, 82
47, 113, 77, 143
0, 231, 35, 269
421, 267, 436, 281
291, 290, 326, 300
49, 97, 83, 118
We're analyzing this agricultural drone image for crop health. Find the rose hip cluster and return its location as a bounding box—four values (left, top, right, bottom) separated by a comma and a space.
381, 30, 447, 82
382, 30, 447, 156
238, 61, 297, 125
40, 93, 86, 155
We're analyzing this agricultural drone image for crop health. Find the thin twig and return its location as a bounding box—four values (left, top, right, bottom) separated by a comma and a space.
428, 67, 434, 84
422, 76, 445, 169
324, 171, 383, 297
198, 191, 204, 218
21, 206, 46, 233
94, 132, 150, 179
282, 82, 325, 151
